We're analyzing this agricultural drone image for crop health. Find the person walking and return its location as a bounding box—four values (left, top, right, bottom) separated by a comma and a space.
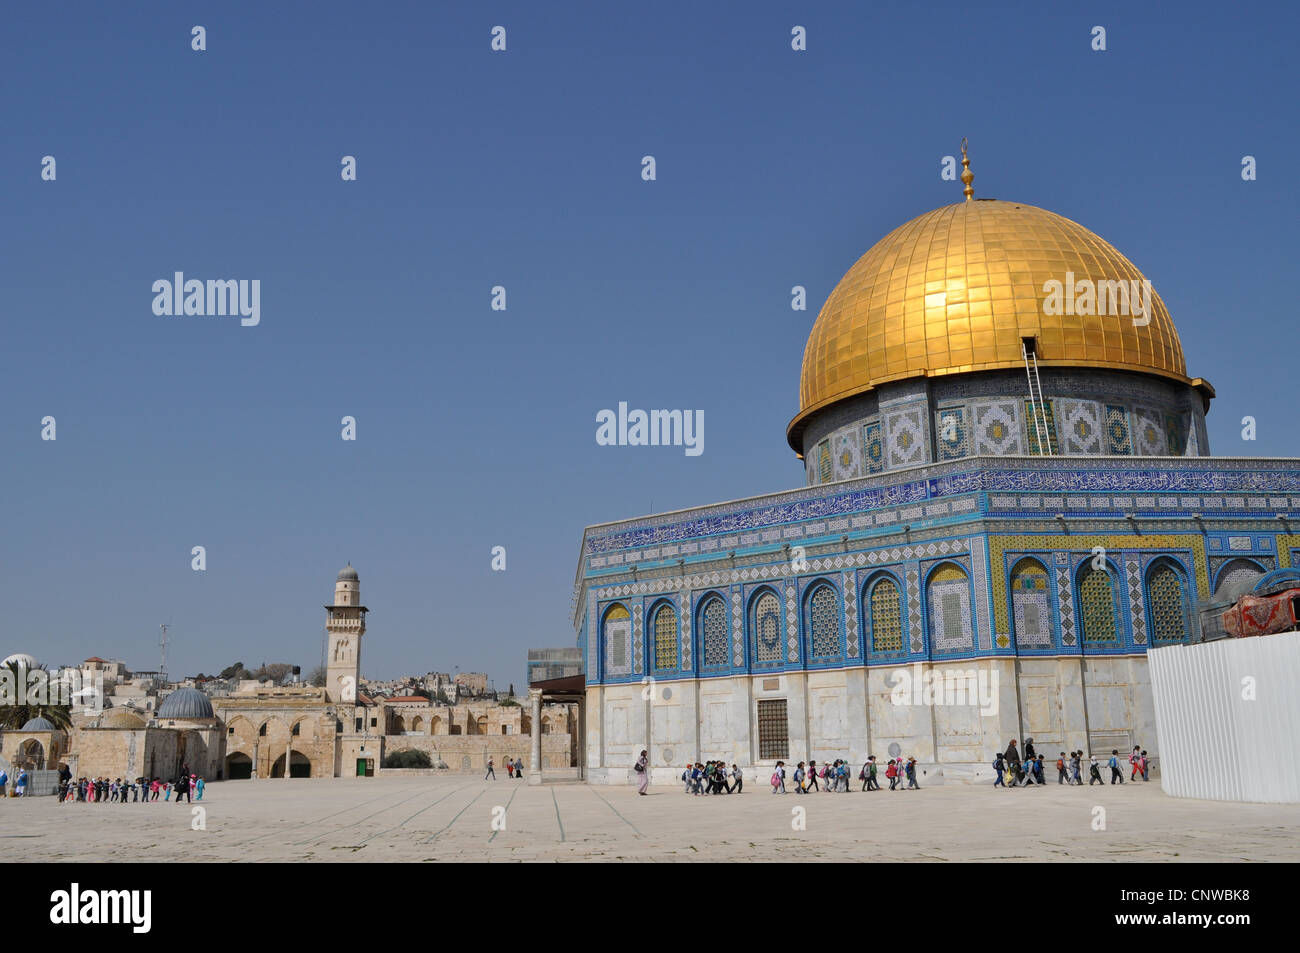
1139, 750, 1150, 782
906, 757, 920, 789
1057, 752, 1069, 784
1003, 740, 1022, 787
484, 757, 496, 781
1130, 746, 1142, 782
195, 776, 205, 800
0, 766, 8, 799
1069, 751, 1082, 785
867, 756, 880, 791
730, 763, 743, 794
634, 749, 649, 795
885, 759, 898, 790
1108, 750, 1125, 784
993, 751, 1005, 787
15, 769, 29, 798
1088, 755, 1103, 785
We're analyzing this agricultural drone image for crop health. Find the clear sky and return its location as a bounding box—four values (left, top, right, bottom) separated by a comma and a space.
2, 1, 1296, 688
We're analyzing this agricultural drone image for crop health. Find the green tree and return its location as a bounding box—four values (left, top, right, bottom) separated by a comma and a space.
251, 662, 294, 684
382, 749, 432, 769
0, 660, 73, 730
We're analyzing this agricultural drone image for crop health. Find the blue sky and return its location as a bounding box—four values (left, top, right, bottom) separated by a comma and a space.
2, 1, 1296, 686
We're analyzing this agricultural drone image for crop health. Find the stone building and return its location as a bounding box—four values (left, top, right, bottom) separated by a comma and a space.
572, 151, 1300, 784
3, 565, 581, 787
454, 672, 489, 697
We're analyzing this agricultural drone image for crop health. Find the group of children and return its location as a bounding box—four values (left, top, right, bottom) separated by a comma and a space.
682, 761, 743, 794
767, 756, 920, 793
993, 741, 1151, 787
59, 774, 205, 803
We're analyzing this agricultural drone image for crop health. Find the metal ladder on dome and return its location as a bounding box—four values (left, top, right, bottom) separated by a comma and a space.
1022, 339, 1055, 456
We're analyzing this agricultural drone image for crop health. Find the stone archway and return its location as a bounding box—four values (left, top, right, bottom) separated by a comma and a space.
225, 752, 253, 780
271, 750, 312, 778
18, 739, 45, 770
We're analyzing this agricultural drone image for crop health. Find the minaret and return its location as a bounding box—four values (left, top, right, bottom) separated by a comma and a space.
325, 564, 367, 703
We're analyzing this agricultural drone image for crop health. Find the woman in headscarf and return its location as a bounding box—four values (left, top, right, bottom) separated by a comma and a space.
634, 750, 649, 795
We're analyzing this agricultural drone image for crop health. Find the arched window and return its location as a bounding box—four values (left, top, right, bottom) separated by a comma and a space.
867, 576, 903, 653
1010, 558, 1052, 648
817, 441, 831, 483
652, 603, 678, 670
752, 590, 782, 663
927, 562, 972, 652
603, 604, 631, 677
806, 584, 841, 658
1078, 563, 1119, 642
700, 596, 728, 667
1213, 557, 1266, 601
1147, 561, 1189, 643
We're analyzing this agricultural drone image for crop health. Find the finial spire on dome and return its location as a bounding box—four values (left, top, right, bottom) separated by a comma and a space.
960, 138, 974, 201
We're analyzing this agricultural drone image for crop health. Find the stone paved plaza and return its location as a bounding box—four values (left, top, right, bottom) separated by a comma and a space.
3, 776, 1298, 862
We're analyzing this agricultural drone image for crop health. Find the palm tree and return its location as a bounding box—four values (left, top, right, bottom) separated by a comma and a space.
0, 660, 73, 730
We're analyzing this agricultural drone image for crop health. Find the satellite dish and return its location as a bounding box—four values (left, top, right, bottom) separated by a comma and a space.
888, 742, 901, 758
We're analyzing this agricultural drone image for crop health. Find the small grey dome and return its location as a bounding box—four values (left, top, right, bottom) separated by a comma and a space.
337, 564, 359, 581
21, 717, 56, 731
156, 687, 214, 720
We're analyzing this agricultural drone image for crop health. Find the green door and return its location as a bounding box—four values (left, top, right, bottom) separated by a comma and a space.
357, 759, 368, 777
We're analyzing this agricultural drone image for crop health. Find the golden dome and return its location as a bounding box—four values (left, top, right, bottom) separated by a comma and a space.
791, 198, 1192, 447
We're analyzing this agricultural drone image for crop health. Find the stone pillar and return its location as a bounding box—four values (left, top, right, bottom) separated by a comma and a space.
528, 688, 543, 785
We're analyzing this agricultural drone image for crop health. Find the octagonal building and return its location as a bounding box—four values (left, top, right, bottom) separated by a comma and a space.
571, 153, 1298, 784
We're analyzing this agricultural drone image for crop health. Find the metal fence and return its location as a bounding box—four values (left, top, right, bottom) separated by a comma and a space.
1149, 631, 1300, 803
